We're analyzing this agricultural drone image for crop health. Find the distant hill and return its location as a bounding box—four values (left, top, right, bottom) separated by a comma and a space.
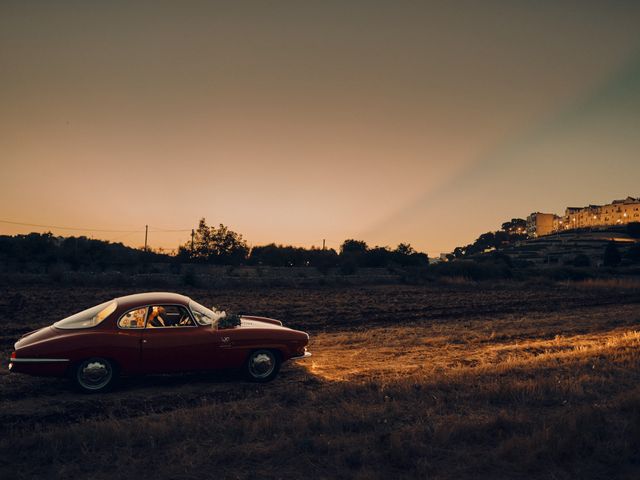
479, 226, 640, 268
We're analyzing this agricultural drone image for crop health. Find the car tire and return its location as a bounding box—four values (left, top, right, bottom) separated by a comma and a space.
74, 357, 117, 393
244, 349, 280, 382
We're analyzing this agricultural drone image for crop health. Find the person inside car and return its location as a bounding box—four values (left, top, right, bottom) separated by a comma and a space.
147, 306, 167, 328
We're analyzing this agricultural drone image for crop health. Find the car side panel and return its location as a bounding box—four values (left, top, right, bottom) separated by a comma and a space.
215, 328, 302, 368
11, 304, 310, 379
141, 327, 220, 373
14, 329, 142, 376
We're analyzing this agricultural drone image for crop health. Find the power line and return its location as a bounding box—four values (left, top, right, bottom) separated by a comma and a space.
0, 219, 142, 233
148, 227, 192, 232
0, 219, 193, 234
110, 231, 141, 243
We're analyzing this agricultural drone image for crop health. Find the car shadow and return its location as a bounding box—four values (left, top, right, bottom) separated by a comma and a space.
116, 359, 315, 391
118, 368, 241, 390
0, 362, 324, 430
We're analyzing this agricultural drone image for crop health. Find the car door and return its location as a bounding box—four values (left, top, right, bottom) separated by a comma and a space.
189, 302, 247, 369
113, 306, 147, 375
212, 327, 248, 369
141, 305, 219, 374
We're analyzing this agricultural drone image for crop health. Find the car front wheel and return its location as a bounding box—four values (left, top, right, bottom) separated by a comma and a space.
244, 349, 280, 382
74, 357, 117, 393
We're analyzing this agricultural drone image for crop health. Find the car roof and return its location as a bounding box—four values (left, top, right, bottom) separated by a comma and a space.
114, 292, 192, 310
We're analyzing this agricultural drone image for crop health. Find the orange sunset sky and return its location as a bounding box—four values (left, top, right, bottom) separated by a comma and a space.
2, 1, 640, 256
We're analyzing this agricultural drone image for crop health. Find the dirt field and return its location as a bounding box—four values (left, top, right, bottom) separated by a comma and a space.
1, 282, 640, 479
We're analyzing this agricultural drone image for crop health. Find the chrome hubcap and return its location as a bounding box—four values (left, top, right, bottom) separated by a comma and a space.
78, 359, 112, 390
249, 351, 275, 379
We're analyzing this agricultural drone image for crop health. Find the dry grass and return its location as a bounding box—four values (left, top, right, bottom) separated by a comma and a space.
1, 284, 640, 479
308, 304, 640, 382
569, 277, 640, 290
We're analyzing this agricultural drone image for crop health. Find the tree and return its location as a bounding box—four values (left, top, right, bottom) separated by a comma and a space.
394, 243, 416, 256
210, 223, 249, 263
340, 239, 369, 255
365, 247, 393, 267
501, 218, 527, 234
603, 242, 621, 267
452, 217, 528, 259
452, 247, 465, 258
192, 218, 214, 260
247, 244, 339, 269
181, 218, 248, 264
392, 243, 428, 267
0, 232, 168, 273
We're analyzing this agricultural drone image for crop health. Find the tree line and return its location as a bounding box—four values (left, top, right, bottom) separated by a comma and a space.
0, 232, 164, 271
176, 219, 428, 269
450, 218, 528, 259
0, 218, 429, 270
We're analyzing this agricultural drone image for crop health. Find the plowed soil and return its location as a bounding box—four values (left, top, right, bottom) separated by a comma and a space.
2, 283, 640, 479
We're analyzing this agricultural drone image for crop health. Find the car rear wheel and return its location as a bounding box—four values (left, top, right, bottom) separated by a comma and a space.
244, 349, 280, 382
74, 357, 116, 393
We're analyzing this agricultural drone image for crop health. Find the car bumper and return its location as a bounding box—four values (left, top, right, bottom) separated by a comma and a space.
290, 351, 312, 360
8, 357, 70, 376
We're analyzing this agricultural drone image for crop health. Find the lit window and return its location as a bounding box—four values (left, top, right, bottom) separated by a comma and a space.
118, 307, 147, 329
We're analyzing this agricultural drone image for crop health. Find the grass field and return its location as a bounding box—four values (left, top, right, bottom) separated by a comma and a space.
1, 282, 640, 479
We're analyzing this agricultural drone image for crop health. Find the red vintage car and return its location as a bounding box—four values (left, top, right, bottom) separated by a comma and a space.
9, 292, 311, 392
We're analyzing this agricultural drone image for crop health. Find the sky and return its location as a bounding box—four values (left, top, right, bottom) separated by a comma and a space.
1, 1, 640, 256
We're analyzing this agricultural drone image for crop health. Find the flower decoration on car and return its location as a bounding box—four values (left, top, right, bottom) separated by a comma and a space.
211, 307, 241, 329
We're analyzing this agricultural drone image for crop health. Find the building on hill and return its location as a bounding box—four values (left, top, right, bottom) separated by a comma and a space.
528, 196, 640, 237
560, 197, 640, 231
526, 212, 558, 238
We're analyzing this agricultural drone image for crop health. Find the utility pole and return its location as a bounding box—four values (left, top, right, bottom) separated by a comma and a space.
322, 238, 326, 250
191, 229, 195, 254
144, 225, 148, 252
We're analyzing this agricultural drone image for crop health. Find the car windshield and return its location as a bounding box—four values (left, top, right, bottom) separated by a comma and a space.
190, 300, 215, 326
54, 300, 117, 329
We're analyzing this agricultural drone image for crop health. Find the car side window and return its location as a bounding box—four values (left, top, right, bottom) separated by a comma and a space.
55, 301, 117, 330
146, 305, 195, 328
118, 307, 147, 329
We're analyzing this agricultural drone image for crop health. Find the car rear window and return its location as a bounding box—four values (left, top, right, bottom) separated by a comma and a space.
54, 301, 117, 329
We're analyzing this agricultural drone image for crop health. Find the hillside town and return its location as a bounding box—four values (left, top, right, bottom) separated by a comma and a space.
446, 197, 640, 268
527, 196, 640, 237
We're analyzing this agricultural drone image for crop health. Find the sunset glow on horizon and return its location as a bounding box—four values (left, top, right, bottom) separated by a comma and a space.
2, 1, 640, 256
